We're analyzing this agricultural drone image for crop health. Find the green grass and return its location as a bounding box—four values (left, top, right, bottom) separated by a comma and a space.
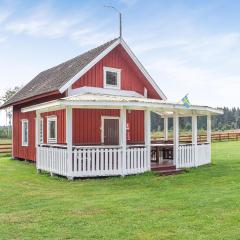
0, 138, 12, 144
0, 142, 240, 239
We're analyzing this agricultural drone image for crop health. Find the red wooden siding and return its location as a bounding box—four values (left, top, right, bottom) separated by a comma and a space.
12, 94, 65, 161
41, 110, 66, 144
13, 107, 36, 161
72, 45, 161, 100
127, 110, 144, 144
72, 109, 120, 145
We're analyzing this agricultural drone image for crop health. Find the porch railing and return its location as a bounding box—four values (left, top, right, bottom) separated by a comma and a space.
177, 143, 211, 168
37, 144, 149, 178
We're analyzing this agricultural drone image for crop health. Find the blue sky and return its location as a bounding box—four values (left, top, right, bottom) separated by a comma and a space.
0, 0, 240, 125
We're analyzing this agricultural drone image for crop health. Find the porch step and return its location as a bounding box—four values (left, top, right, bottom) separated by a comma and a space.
151, 164, 176, 171
154, 169, 184, 176
151, 163, 185, 176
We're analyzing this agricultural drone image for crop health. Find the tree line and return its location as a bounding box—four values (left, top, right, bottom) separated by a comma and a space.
151, 107, 240, 132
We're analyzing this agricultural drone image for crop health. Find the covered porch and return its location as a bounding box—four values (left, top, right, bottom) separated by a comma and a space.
22, 94, 222, 179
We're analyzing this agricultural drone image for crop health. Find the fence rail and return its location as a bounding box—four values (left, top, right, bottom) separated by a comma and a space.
177, 143, 211, 168
37, 145, 149, 178
152, 131, 240, 143
0, 144, 12, 154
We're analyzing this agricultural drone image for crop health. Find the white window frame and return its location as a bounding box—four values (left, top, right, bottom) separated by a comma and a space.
21, 119, 29, 147
103, 67, 121, 89
101, 116, 120, 145
47, 116, 57, 144
39, 118, 44, 144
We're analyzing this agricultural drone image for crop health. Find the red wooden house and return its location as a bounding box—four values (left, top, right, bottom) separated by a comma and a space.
0, 38, 222, 179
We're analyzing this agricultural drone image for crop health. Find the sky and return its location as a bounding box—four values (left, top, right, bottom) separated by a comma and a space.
0, 0, 240, 125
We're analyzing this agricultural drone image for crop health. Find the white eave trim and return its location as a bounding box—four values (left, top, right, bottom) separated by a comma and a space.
59, 39, 121, 93
21, 98, 223, 115
59, 38, 167, 100
68, 86, 143, 98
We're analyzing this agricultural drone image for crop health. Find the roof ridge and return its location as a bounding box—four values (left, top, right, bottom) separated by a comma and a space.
41, 37, 119, 74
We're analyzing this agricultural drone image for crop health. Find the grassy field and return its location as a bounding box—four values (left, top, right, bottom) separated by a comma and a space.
0, 141, 240, 239
0, 138, 12, 144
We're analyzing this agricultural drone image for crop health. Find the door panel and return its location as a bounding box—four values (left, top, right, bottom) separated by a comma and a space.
104, 119, 119, 145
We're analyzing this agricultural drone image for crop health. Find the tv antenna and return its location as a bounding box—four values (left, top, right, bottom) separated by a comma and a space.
104, 5, 122, 39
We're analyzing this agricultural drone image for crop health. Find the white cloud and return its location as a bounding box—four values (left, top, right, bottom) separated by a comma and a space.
120, 0, 139, 6
0, 36, 7, 43
6, 18, 79, 38
0, 10, 11, 24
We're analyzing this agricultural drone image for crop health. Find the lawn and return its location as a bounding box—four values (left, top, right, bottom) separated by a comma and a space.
0, 138, 12, 144
0, 142, 240, 239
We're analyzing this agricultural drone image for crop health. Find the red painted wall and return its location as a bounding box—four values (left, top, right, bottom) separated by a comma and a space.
13, 107, 36, 161
41, 110, 66, 144
72, 45, 161, 100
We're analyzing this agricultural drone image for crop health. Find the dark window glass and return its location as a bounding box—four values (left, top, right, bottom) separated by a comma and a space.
106, 71, 118, 86
49, 121, 56, 139
23, 122, 28, 143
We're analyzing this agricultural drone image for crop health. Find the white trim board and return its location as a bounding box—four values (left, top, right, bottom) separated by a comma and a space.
59, 38, 167, 100
68, 86, 143, 98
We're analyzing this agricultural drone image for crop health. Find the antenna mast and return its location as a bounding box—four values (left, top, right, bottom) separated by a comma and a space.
104, 5, 122, 38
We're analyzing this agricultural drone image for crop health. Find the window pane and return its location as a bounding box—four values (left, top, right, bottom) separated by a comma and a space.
24, 123, 28, 142
50, 121, 56, 139
106, 71, 117, 86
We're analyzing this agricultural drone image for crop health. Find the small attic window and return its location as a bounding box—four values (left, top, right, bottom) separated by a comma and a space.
103, 67, 121, 89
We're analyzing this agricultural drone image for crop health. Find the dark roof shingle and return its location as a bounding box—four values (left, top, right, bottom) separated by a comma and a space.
1, 38, 119, 108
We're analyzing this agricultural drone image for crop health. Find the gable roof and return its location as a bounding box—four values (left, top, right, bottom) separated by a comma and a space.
1, 37, 166, 109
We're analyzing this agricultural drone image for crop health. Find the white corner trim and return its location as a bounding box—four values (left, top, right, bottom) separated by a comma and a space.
120, 39, 167, 100
103, 66, 121, 90
59, 39, 121, 93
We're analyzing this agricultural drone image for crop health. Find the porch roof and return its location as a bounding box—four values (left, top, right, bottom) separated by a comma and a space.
21, 93, 223, 116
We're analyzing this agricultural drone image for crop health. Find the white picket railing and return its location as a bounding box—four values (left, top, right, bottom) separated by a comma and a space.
37, 145, 68, 176
125, 146, 148, 175
177, 143, 211, 168
36, 145, 148, 178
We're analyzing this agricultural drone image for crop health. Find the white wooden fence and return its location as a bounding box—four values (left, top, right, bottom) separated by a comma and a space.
37, 145, 68, 176
37, 145, 148, 178
177, 143, 211, 168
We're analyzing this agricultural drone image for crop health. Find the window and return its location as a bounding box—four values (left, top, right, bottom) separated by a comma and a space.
22, 120, 29, 146
104, 67, 121, 89
39, 118, 44, 144
47, 116, 57, 143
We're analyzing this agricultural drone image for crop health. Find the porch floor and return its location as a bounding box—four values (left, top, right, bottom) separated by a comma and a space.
151, 161, 184, 176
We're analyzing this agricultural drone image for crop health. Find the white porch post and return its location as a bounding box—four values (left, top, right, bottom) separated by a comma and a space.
163, 116, 168, 141
66, 107, 73, 180
35, 111, 40, 148
173, 113, 179, 167
35, 111, 40, 172
192, 114, 198, 167
120, 108, 127, 176
207, 115, 211, 143
144, 109, 151, 171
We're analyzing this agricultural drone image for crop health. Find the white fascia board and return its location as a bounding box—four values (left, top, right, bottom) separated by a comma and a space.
21, 100, 61, 113
120, 39, 167, 100
59, 39, 121, 93
61, 100, 223, 115
68, 86, 143, 98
